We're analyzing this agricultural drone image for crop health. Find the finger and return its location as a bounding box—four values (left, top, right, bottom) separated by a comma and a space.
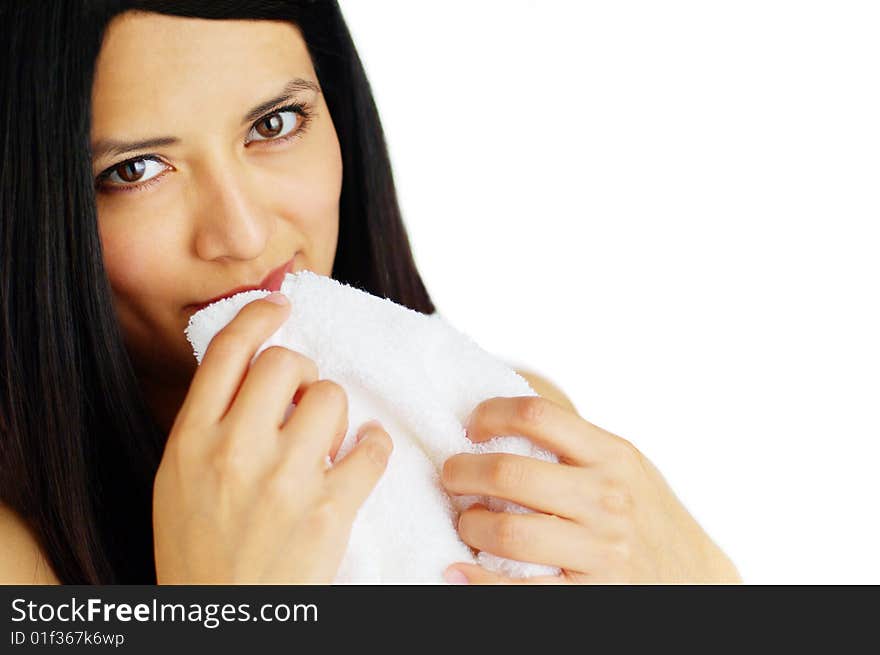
443, 563, 566, 585
465, 396, 619, 466
291, 385, 355, 465
224, 346, 319, 433
179, 293, 291, 427
457, 505, 591, 572
441, 453, 587, 521
334, 418, 381, 462
278, 380, 350, 472
323, 423, 393, 521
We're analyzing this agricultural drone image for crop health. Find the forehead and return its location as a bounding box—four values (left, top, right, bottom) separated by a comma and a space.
91, 11, 314, 132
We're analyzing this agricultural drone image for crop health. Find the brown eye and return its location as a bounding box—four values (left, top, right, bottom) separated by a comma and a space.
247, 109, 298, 143
255, 113, 284, 138
117, 159, 146, 182
100, 156, 168, 189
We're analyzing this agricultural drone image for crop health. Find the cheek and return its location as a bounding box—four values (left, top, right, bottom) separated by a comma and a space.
98, 218, 148, 294
96, 207, 181, 305
265, 128, 342, 255
294, 153, 341, 267
274, 128, 341, 215
96, 208, 196, 378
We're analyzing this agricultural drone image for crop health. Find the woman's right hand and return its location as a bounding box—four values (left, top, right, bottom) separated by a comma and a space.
153, 292, 392, 584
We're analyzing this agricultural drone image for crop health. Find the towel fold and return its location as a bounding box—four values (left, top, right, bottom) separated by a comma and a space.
184, 270, 560, 584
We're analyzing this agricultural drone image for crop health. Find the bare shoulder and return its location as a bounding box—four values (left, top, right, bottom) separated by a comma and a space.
0, 502, 61, 584
513, 367, 579, 415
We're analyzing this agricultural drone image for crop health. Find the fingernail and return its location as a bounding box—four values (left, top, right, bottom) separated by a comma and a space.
265, 292, 288, 305
443, 568, 469, 585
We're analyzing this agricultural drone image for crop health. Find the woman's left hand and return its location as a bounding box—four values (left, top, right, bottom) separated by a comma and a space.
441, 396, 741, 584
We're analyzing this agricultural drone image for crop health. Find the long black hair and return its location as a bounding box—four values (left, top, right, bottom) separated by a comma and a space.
0, 0, 434, 583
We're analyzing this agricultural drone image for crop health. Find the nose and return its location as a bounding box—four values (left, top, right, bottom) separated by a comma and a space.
191, 156, 275, 262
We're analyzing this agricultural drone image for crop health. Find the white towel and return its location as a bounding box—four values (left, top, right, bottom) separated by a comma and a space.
184, 270, 560, 584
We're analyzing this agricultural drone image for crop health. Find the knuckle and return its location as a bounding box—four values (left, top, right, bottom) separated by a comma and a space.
489, 457, 527, 493
208, 301, 281, 349
515, 396, 547, 427
169, 432, 202, 471
493, 514, 523, 549
572, 477, 594, 508
203, 331, 239, 360
260, 347, 319, 385
310, 379, 348, 411
612, 520, 637, 549
598, 477, 635, 516
164, 423, 221, 480
613, 435, 646, 468
211, 443, 252, 484
441, 456, 461, 487
263, 473, 298, 508
297, 354, 320, 382
274, 348, 316, 378
257, 345, 297, 367
168, 404, 197, 437
457, 508, 474, 537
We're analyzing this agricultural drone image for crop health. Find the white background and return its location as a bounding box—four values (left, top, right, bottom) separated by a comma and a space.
338, 0, 880, 584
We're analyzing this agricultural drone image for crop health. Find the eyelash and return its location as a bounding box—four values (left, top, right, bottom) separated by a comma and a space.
94, 101, 314, 194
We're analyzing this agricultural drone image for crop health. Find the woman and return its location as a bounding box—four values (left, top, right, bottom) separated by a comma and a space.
0, 1, 740, 584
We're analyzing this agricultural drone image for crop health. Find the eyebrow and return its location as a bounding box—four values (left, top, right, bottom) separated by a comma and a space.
90, 77, 321, 163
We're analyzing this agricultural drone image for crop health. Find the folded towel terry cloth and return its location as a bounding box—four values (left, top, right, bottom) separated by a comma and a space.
184, 270, 561, 584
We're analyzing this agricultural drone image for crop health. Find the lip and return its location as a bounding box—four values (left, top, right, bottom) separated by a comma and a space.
188, 254, 296, 313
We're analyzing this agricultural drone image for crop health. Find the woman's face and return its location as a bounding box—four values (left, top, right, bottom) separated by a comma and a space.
90, 12, 342, 398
